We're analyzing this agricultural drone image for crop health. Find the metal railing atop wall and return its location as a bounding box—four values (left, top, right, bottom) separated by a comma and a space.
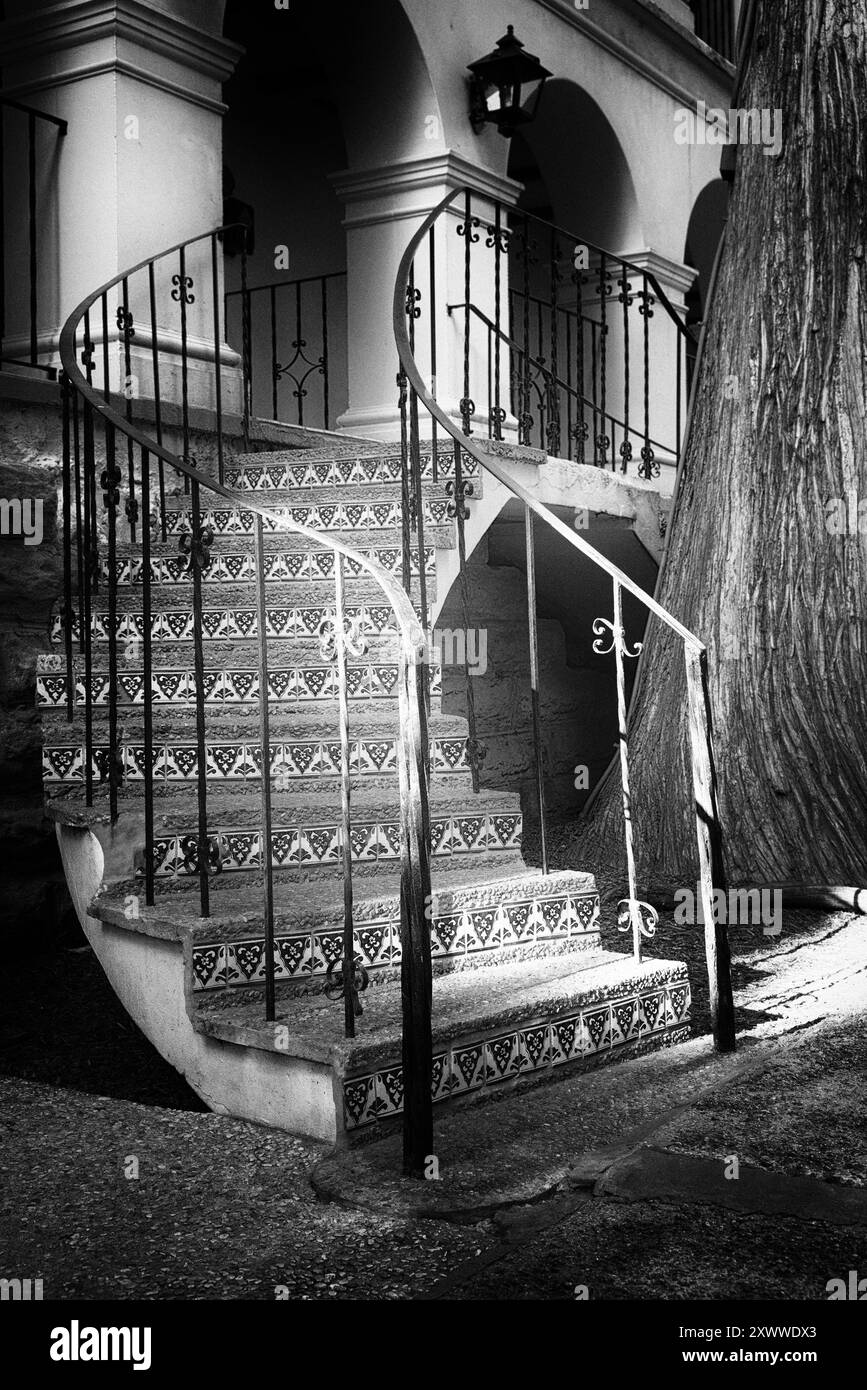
0, 95, 67, 376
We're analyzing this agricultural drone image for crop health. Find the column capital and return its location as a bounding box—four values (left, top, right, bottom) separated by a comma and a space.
616, 247, 698, 305
0, 0, 242, 110
331, 152, 523, 229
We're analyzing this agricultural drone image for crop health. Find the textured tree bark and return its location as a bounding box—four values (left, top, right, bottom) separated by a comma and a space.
578, 0, 867, 893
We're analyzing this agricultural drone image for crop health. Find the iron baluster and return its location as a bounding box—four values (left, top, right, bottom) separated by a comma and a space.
396, 634, 433, 1177
82, 400, 95, 805
574, 268, 587, 465
103, 422, 121, 824
28, 112, 37, 365
521, 214, 532, 444
619, 264, 633, 473
492, 205, 504, 441
189, 477, 210, 917
447, 440, 483, 793
141, 447, 155, 908
148, 261, 167, 540
428, 227, 438, 482
524, 503, 548, 875
565, 311, 572, 459
72, 390, 84, 649
590, 321, 598, 466
60, 374, 74, 719
676, 328, 683, 469
640, 273, 658, 479
321, 276, 330, 430
173, 246, 193, 478
592, 581, 646, 960
270, 283, 279, 421
82, 308, 95, 388
100, 292, 110, 402
457, 190, 477, 434
253, 514, 276, 1019
597, 254, 610, 467
211, 233, 225, 485
397, 363, 412, 594
240, 234, 251, 450
335, 554, 360, 1036
547, 226, 560, 457
120, 278, 137, 540
685, 643, 736, 1051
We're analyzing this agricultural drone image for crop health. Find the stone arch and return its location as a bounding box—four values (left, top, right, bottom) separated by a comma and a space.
683, 177, 729, 326
507, 79, 643, 251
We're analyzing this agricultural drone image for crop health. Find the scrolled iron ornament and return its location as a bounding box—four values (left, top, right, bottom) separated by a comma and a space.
639, 445, 659, 479
325, 953, 369, 1017
458, 397, 475, 433
485, 223, 510, 254
171, 273, 195, 305
317, 613, 369, 662
100, 462, 122, 509
638, 288, 655, 319
405, 285, 422, 320
177, 524, 215, 575
445, 476, 474, 522
456, 216, 481, 243
116, 306, 135, 341
619, 439, 634, 470
591, 616, 642, 660
616, 898, 658, 940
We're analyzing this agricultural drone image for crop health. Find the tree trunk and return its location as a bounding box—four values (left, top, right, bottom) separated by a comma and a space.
578, 0, 867, 893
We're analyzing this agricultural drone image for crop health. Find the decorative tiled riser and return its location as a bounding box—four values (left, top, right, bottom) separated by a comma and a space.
154, 813, 521, 877
37, 663, 441, 708
43, 737, 468, 783
223, 452, 477, 490
52, 605, 401, 644
343, 981, 692, 1130
191, 892, 600, 991
114, 548, 434, 587
161, 500, 449, 534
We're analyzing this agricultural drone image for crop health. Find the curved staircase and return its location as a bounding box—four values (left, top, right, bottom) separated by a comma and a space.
41, 433, 691, 1144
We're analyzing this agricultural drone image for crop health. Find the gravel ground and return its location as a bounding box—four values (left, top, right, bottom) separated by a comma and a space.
1, 900, 864, 1301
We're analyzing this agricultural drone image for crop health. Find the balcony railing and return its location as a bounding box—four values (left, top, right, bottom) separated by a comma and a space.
224, 270, 346, 430
0, 95, 68, 376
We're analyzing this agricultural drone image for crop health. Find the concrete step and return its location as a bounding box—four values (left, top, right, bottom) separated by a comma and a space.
91, 868, 601, 994
36, 658, 442, 710
192, 949, 691, 1140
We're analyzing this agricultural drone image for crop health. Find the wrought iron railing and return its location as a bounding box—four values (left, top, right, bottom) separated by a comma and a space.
224, 270, 346, 430
393, 187, 735, 1163
0, 95, 68, 376
442, 196, 695, 474
57, 225, 432, 1068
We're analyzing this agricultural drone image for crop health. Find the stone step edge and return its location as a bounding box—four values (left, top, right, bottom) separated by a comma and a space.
89, 868, 597, 946
192, 957, 691, 1130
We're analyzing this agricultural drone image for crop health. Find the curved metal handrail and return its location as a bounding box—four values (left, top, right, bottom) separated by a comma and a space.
58, 227, 425, 649
393, 186, 735, 1069
56, 227, 434, 1133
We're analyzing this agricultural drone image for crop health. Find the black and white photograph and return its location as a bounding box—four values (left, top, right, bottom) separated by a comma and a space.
0, 0, 864, 1363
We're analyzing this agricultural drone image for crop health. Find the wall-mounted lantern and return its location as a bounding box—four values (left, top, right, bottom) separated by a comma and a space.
468, 25, 552, 137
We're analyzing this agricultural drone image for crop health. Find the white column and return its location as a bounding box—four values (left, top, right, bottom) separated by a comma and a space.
0, 0, 242, 409
332, 152, 522, 442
